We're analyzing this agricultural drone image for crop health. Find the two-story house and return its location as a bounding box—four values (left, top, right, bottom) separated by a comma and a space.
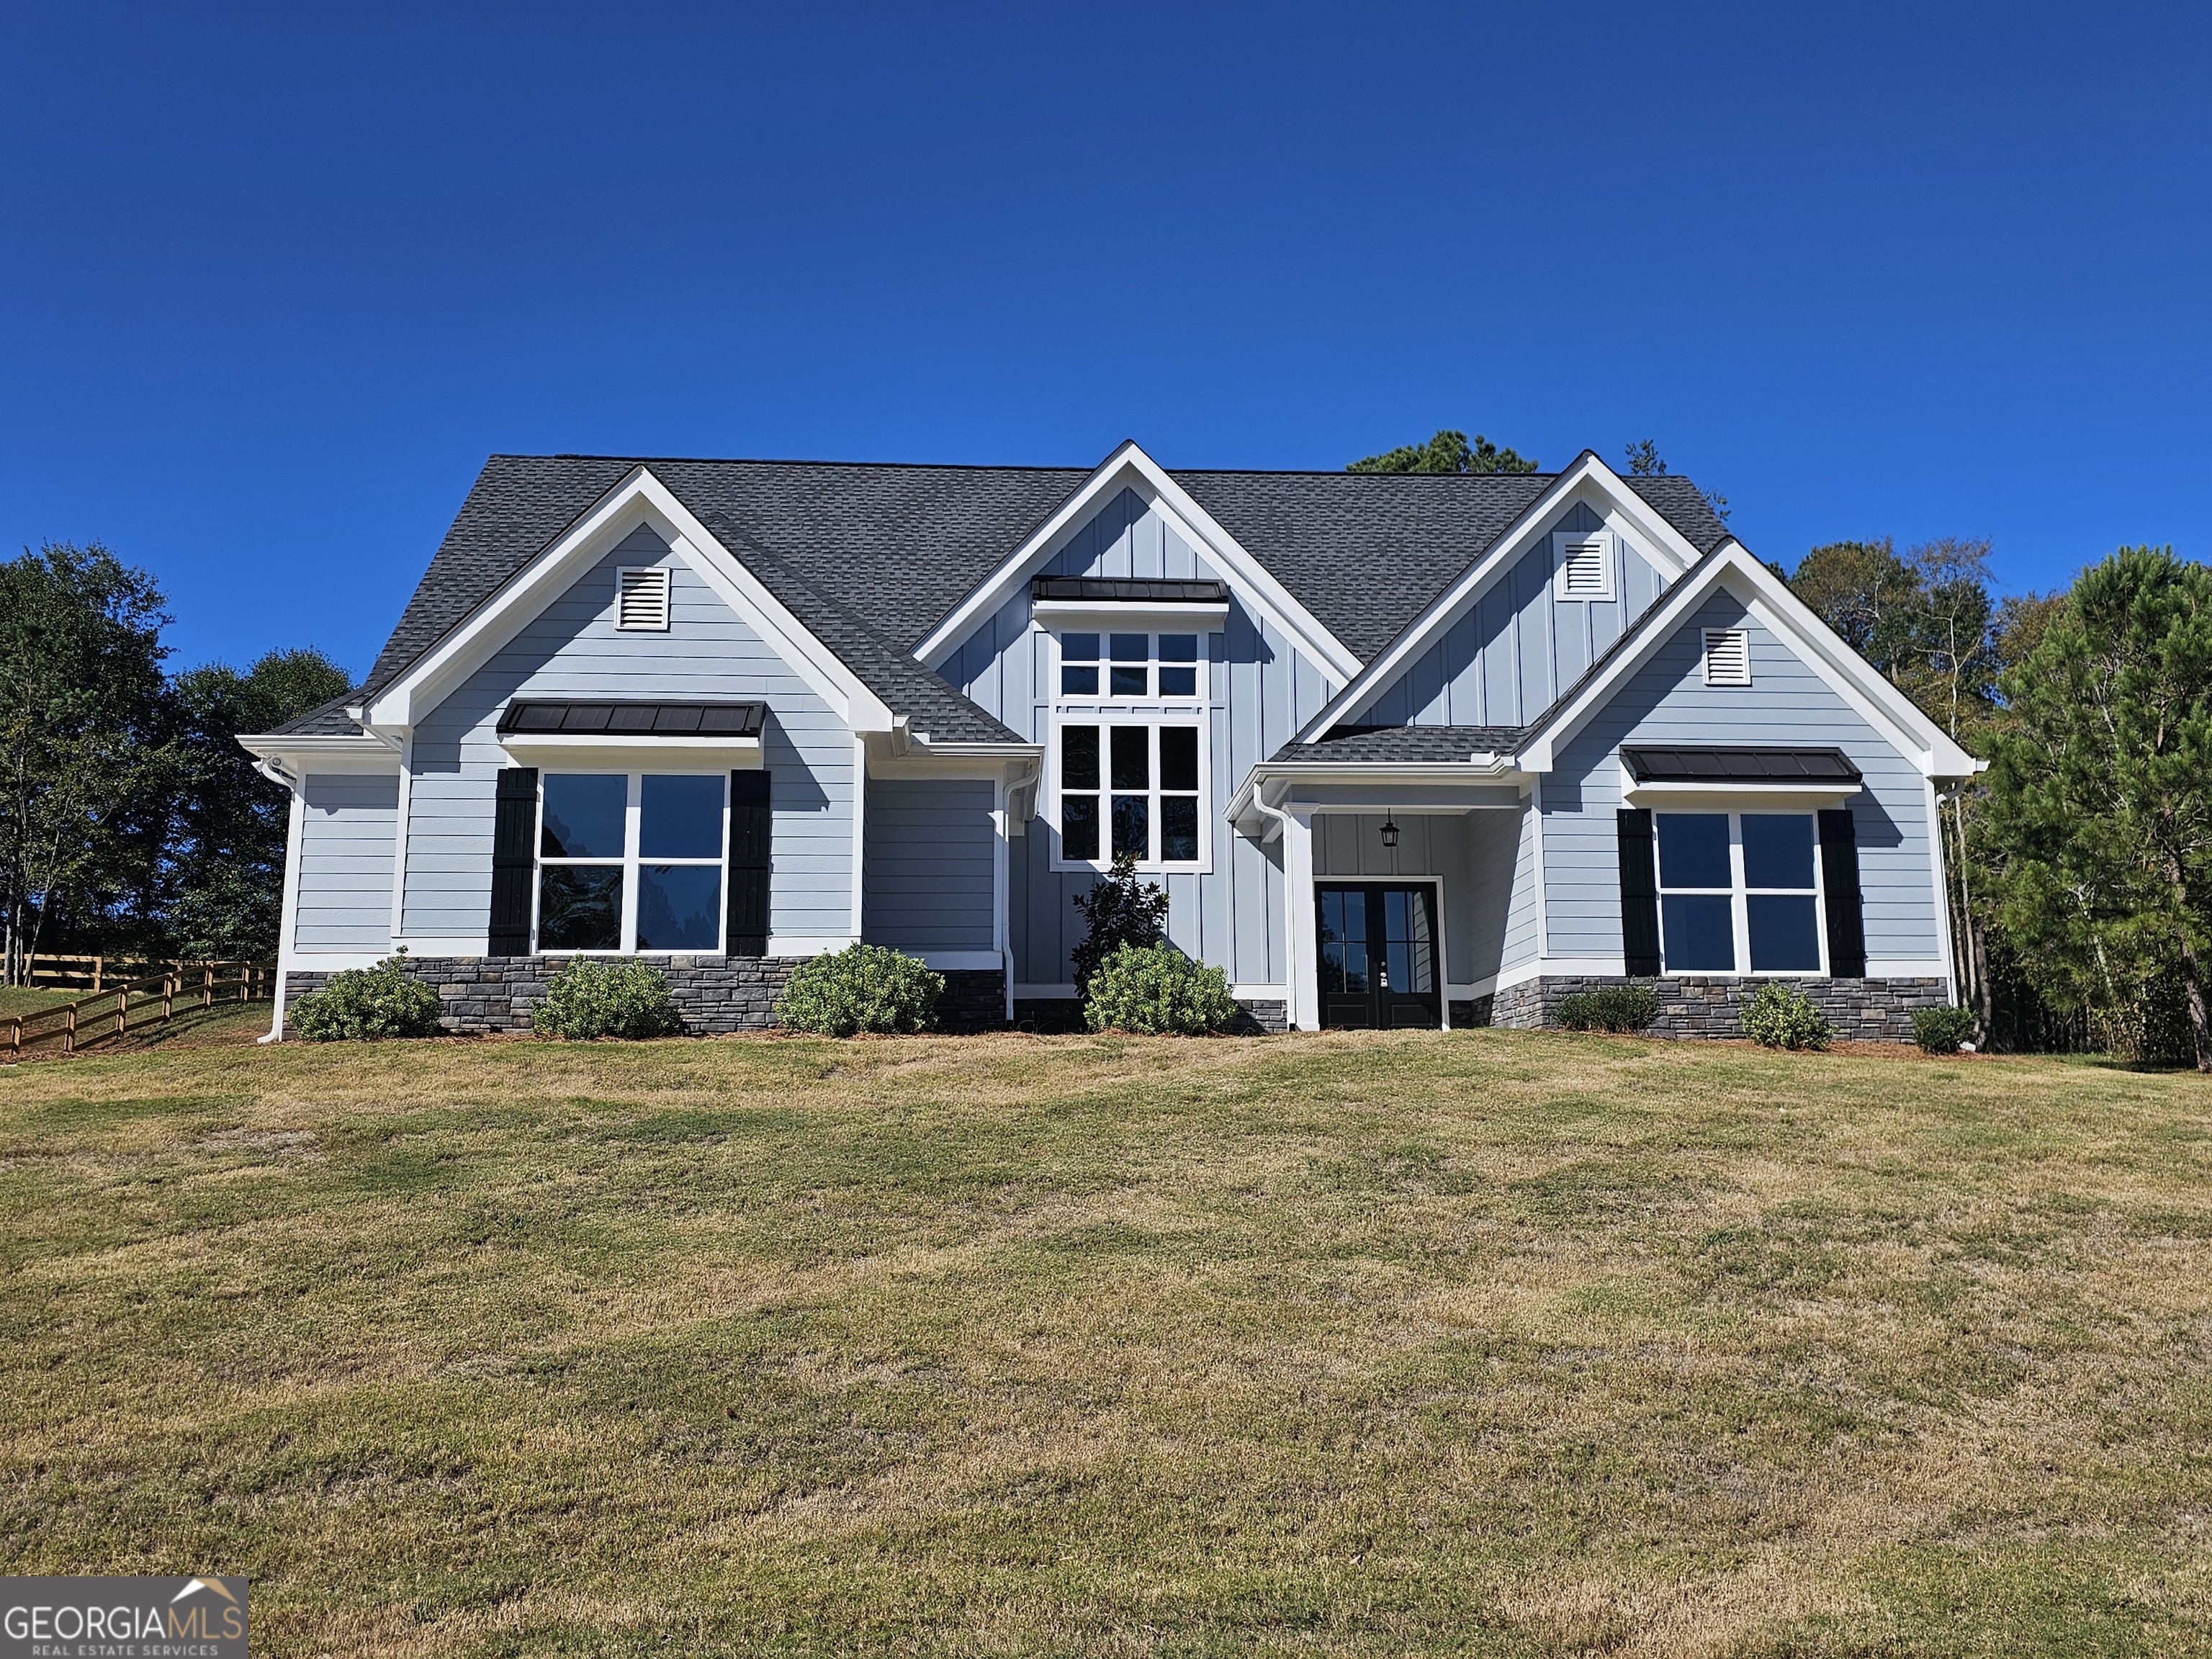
243, 444, 1978, 1039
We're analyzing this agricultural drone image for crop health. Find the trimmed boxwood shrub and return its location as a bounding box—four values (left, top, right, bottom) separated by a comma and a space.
1084, 943, 1241, 1035
289, 953, 442, 1041
776, 944, 943, 1037
1912, 1004, 1977, 1055
535, 958, 683, 1039
1741, 981, 1833, 1051
1556, 984, 1660, 1033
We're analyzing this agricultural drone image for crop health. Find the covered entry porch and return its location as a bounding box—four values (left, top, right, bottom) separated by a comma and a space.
1228, 763, 1528, 1032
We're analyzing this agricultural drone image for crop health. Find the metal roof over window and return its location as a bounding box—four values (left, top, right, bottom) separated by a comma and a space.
497, 700, 767, 737
1030, 577, 1231, 603
1620, 745, 1861, 784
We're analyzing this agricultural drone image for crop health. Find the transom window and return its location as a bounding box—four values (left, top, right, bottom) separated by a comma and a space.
1655, 811, 1823, 974
536, 773, 727, 952
1059, 631, 1200, 699
1058, 723, 1200, 866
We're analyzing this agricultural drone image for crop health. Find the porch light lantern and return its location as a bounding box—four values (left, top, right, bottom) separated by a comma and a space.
1379, 815, 1400, 849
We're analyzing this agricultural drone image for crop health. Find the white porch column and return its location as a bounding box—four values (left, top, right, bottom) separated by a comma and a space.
1284, 806, 1318, 1031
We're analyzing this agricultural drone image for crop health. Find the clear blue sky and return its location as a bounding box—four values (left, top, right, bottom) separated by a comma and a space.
4, 2, 2207, 680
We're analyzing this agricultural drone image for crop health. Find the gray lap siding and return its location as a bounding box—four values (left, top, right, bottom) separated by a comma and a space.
862, 777, 997, 952
397, 526, 856, 950
293, 773, 399, 953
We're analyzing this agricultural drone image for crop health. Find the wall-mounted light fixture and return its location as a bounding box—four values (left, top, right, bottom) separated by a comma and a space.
1379, 816, 1400, 849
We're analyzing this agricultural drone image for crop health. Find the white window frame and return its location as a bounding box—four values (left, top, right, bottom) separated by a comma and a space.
1052, 628, 1207, 705
1701, 627, 1752, 685
1652, 809, 1829, 978
1552, 530, 1616, 602
615, 566, 672, 631
533, 770, 729, 954
1048, 713, 1211, 874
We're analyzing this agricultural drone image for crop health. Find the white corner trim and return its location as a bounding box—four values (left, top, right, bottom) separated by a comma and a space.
850, 734, 868, 941
914, 441, 1362, 685
1512, 544, 1980, 779
266, 785, 307, 1042
364, 468, 894, 735
1299, 452, 1708, 738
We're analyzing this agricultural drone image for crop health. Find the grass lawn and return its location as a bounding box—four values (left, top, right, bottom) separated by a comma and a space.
1, 1031, 2208, 1656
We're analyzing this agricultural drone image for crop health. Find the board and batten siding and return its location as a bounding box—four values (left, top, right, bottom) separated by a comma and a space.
399, 524, 855, 948
861, 777, 996, 952
937, 487, 1337, 989
293, 772, 399, 953
1542, 594, 1944, 968
1360, 503, 1670, 728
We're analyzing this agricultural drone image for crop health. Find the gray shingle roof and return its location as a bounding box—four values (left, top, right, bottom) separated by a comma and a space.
320, 452, 1732, 747
1274, 724, 1527, 764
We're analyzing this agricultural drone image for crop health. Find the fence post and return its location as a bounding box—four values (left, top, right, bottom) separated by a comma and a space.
5, 1015, 17, 1059
163, 971, 174, 1024
91, 956, 103, 994
64, 1004, 76, 1057
202, 964, 213, 1010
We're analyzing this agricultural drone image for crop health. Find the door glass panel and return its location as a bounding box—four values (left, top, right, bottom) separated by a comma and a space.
639, 775, 723, 858
1318, 889, 1370, 994
1748, 894, 1822, 971
539, 866, 624, 950
1661, 894, 1735, 971
1382, 888, 1435, 994
1656, 813, 1732, 889
1741, 814, 1815, 889
541, 774, 626, 857
637, 866, 721, 950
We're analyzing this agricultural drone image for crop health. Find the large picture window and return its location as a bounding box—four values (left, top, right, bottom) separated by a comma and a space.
536, 773, 727, 952
1655, 811, 1824, 974
1057, 723, 1202, 866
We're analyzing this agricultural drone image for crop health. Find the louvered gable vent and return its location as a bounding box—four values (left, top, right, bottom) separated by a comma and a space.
1552, 531, 1614, 601
1701, 627, 1751, 686
617, 567, 671, 631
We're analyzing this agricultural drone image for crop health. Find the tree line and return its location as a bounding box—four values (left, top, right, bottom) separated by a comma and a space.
1357, 432, 2212, 1070
1, 542, 349, 982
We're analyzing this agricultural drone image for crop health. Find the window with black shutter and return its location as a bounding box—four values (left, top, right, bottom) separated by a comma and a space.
1817, 809, 1866, 977
488, 767, 539, 956
727, 770, 772, 956
1616, 808, 1660, 975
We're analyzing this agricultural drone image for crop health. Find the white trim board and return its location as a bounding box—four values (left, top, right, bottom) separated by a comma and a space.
364, 468, 894, 735
914, 441, 1362, 685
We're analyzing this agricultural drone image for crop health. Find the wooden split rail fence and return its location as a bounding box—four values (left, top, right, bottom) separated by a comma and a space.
4, 962, 274, 1061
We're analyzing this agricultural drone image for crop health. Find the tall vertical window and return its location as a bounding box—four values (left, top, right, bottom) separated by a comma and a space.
536, 773, 727, 952
1056, 724, 1202, 867
1654, 810, 1824, 974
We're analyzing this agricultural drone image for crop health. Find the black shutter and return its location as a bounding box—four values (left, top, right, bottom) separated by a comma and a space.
1817, 808, 1866, 977
1617, 807, 1661, 976
727, 770, 771, 956
488, 766, 539, 957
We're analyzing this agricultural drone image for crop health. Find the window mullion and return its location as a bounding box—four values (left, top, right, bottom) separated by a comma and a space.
621, 773, 642, 953
1730, 813, 1751, 976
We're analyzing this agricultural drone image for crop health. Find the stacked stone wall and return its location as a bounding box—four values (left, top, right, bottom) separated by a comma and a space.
279, 958, 1007, 1035
1485, 976, 1947, 1043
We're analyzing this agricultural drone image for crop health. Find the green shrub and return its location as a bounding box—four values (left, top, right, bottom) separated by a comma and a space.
1070, 853, 1172, 995
535, 958, 683, 1039
1912, 1004, 1977, 1054
1556, 984, 1661, 1033
775, 944, 943, 1037
1084, 943, 1241, 1035
1740, 981, 1833, 1051
289, 953, 443, 1041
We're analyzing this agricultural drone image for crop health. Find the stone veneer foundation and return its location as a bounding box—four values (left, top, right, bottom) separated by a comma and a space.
279, 957, 1008, 1035
1474, 975, 1948, 1043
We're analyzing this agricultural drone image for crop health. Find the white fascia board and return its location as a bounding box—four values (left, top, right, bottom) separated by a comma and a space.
1029, 598, 1231, 630
913, 441, 1362, 684
1224, 758, 1523, 837
238, 734, 402, 778
498, 735, 765, 770
364, 468, 894, 735
1514, 547, 1980, 781
1296, 452, 1709, 740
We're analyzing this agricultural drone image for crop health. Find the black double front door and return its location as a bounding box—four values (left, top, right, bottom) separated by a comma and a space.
1316, 884, 1441, 1029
